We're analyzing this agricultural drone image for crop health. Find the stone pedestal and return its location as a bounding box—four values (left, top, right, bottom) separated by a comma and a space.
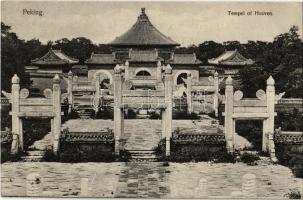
26, 173, 42, 197
242, 173, 256, 197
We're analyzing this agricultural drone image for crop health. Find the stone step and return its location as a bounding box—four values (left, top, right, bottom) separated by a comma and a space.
128, 150, 157, 161
21, 155, 44, 162
27, 150, 45, 157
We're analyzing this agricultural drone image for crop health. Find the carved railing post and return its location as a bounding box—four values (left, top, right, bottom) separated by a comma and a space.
11, 74, 21, 154
52, 74, 61, 155
225, 76, 234, 153
157, 60, 162, 81
164, 64, 173, 156
114, 64, 124, 156
67, 70, 73, 113
213, 71, 219, 117
161, 108, 166, 139
124, 60, 129, 81
186, 73, 193, 114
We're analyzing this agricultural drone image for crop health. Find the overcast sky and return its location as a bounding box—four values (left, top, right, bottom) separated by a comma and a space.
1, 1, 302, 46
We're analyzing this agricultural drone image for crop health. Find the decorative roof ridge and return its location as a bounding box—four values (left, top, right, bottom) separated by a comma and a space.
92, 53, 115, 57
173, 53, 196, 57
31, 48, 79, 64
130, 49, 158, 53
208, 49, 254, 65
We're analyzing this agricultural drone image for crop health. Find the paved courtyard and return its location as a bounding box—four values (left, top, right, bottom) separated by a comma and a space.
1, 161, 302, 198
2, 118, 302, 198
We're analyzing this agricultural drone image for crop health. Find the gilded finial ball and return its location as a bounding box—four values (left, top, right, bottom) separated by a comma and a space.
267, 76, 275, 85
53, 74, 61, 84
141, 8, 145, 14
226, 75, 233, 85
11, 74, 20, 84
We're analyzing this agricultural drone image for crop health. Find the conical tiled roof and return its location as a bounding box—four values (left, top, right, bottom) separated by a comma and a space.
109, 8, 180, 47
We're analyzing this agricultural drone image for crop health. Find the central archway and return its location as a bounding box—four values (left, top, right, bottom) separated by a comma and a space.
134, 68, 153, 77
136, 70, 151, 77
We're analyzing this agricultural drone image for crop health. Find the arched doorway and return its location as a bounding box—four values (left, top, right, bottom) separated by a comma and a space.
99, 75, 110, 89
136, 70, 151, 77
176, 73, 188, 85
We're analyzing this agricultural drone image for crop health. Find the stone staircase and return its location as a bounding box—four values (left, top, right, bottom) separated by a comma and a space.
128, 150, 157, 162
75, 105, 94, 119
123, 119, 162, 162
21, 132, 53, 162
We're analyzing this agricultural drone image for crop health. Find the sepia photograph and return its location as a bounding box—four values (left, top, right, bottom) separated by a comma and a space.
1, 1, 303, 198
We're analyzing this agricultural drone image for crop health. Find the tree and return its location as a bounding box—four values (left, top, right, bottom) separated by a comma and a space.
238, 26, 303, 98
1, 22, 30, 91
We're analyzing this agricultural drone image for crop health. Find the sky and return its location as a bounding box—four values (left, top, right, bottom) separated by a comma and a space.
1, 1, 302, 46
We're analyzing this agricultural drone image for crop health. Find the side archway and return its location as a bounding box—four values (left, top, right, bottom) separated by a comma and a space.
174, 70, 191, 85
93, 70, 113, 89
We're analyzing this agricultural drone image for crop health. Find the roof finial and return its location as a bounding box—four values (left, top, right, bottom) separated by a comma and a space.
141, 8, 145, 14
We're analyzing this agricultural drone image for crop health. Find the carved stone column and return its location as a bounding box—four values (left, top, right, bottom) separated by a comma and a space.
114, 65, 123, 156
266, 76, 275, 157
186, 73, 193, 114
224, 76, 234, 153
52, 74, 61, 155
213, 71, 219, 117
11, 74, 20, 154
164, 64, 173, 156
67, 70, 73, 113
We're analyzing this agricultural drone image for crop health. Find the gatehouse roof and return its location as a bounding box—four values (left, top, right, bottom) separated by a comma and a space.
168, 53, 202, 65
31, 49, 79, 65
208, 49, 254, 66
129, 49, 163, 62
109, 8, 180, 47
85, 53, 117, 65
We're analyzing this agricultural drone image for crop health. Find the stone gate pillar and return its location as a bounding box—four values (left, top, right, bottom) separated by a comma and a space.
114, 65, 124, 156
11, 74, 21, 154
164, 64, 173, 156
225, 76, 234, 153
213, 71, 219, 117
157, 60, 162, 81
52, 74, 61, 155
265, 76, 275, 153
67, 70, 73, 113
186, 73, 193, 113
